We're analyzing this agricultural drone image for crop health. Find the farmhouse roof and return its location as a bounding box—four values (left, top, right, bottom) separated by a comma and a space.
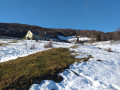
29, 30, 39, 35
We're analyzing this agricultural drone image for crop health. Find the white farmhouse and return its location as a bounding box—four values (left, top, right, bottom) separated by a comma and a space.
25, 30, 40, 40
25, 30, 51, 40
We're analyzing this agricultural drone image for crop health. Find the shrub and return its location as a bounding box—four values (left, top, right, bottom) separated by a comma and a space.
36, 40, 38, 42
96, 34, 101, 41
97, 59, 102, 61
44, 41, 53, 48
107, 48, 112, 52
30, 45, 36, 50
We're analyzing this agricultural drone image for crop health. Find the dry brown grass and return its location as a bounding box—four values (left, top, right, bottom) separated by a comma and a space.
9, 41, 18, 43
0, 43, 8, 46
70, 45, 78, 48
0, 48, 80, 90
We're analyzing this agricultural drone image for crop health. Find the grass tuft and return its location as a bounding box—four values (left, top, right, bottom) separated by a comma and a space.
0, 43, 8, 46
80, 55, 93, 62
70, 45, 78, 48
9, 41, 18, 43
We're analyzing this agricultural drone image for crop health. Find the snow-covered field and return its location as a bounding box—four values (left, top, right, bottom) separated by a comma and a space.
0, 39, 73, 63
88, 41, 120, 53
0, 39, 120, 90
30, 41, 120, 90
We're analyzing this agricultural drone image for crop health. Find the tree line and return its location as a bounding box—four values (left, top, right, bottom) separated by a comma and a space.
0, 23, 120, 41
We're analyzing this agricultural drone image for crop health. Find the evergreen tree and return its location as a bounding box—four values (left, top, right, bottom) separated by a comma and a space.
97, 34, 101, 41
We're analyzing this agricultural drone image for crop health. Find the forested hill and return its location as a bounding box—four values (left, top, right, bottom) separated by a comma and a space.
0, 23, 120, 40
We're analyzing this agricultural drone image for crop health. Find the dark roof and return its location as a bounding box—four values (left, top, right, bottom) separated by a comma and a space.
29, 30, 39, 35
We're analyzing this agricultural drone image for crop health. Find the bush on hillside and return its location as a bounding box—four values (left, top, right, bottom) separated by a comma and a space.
107, 48, 112, 52
44, 41, 53, 48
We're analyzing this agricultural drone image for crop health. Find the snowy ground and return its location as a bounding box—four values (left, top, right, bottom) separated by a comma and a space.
1, 39, 120, 90
87, 41, 120, 53
0, 39, 73, 63
58, 35, 92, 42
30, 41, 120, 90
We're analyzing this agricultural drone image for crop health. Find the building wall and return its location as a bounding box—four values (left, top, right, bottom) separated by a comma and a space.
25, 31, 33, 40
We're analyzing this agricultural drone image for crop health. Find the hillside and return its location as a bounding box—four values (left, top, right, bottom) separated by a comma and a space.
0, 23, 120, 40
30, 41, 120, 90
0, 23, 77, 39
0, 39, 120, 89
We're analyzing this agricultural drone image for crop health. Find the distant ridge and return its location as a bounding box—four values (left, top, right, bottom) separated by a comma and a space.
0, 22, 119, 40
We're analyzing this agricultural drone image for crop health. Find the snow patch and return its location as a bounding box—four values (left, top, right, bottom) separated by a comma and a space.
58, 35, 92, 42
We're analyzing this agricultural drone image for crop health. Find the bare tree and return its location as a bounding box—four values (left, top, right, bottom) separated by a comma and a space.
91, 34, 95, 41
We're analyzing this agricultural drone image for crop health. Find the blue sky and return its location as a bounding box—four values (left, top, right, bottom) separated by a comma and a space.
0, 0, 120, 32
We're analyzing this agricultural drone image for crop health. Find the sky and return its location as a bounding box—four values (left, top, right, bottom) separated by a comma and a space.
0, 0, 120, 32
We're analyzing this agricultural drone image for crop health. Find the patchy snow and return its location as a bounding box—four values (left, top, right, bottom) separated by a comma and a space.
58, 35, 92, 42
0, 39, 73, 63
1, 39, 120, 90
58, 35, 75, 41
0, 39, 15, 43
30, 42, 120, 90
88, 41, 120, 53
